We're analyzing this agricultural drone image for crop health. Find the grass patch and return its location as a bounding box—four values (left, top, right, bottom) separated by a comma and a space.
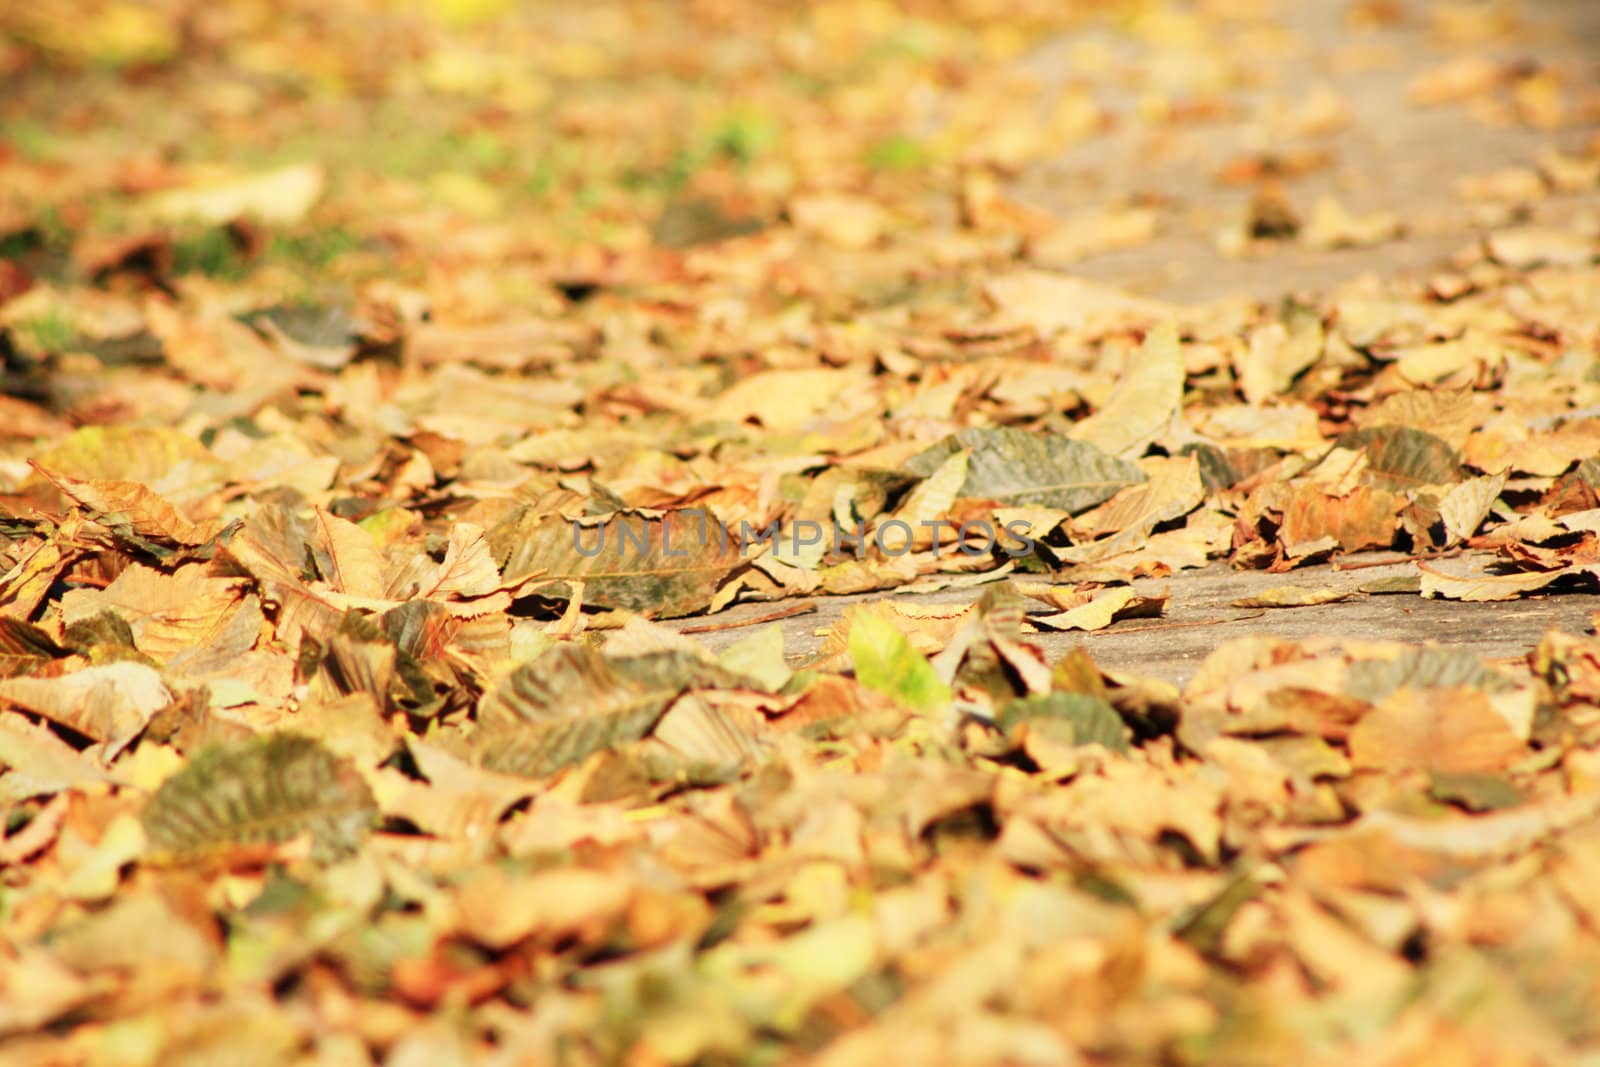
864, 133, 929, 170
172, 227, 250, 280
458, 129, 510, 170
0, 205, 73, 258
616, 109, 781, 196
0, 119, 60, 162
711, 110, 780, 165
17, 309, 78, 354
620, 147, 701, 195
269, 228, 361, 270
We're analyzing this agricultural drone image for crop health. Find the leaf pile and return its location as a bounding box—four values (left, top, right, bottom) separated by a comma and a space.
3, 0, 1600, 1064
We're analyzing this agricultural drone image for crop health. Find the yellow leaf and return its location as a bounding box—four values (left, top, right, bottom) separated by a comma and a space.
983, 269, 1176, 337
1068, 321, 1184, 458
706, 367, 869, 429
885, 448, 968, 553
788, 193, 888, 248
1031, 586, 1166, 631
146, 163, 325, 226
1231, 585, 1355, 608
61, 813, 145, 901
314, 507, 387, 600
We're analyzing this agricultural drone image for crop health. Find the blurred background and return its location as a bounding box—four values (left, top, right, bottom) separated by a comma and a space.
0, 0, 1596, 328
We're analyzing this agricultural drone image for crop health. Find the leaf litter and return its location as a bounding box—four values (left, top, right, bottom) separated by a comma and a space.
2, 0, 1600, 1064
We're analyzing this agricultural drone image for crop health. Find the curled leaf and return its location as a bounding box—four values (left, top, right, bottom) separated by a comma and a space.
477, 645, 750, 777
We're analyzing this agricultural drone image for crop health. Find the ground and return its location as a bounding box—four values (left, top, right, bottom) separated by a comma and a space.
3, 1, 1600, 1065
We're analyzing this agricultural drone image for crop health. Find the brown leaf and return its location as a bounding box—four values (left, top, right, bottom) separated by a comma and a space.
222, 503, 345, 643
33, 465, 222, 547
983, 269, 1178, 337
494, 508, 748, 619
0, 662, 169, 757
0, 525, 89, 621
312, 506, 386, 599
59, 563, 249, 661
1418, 560, 1576, 602
1275, 483, 1405, 554
1348, 686, 1525, 774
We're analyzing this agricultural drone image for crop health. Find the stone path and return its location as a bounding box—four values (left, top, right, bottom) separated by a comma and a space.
667, 551, 1592, 686
1013, 0, 1600, 304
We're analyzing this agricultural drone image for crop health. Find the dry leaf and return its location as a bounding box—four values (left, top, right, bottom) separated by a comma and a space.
1231, 585, 1356, 608
1030, 585, 1167, 631
1348, 687, 1525, 774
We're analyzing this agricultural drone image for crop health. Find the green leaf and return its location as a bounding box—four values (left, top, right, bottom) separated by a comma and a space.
997, 691, 1130, 753
865, 133, 929, 169
476, 645, 751, 777
848, 612, 951, 715
904, 427, 1143, 514
140, 733, 376, 861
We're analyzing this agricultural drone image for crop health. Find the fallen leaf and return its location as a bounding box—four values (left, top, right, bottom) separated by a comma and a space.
1348, 687, 1525, 774
145, 163, 325, 225
1231, 585, 1356, 608
789, 193, 888, 249
140, 732, 376, 861
494, 508, 748, 618
476, 645, 749, 776
59, 563, 250, 660
1030, 585, 1167, 631
0, 662, 169, 758
1301, 196, 1401, 249
1068, 321, 1184, 458
848, 611, 952, 715
1439, 473, 1507, 547
1484, 226, 1599, 269
1026, 206, 1159, 265
983, 270, 1178, 337
905, 427, 1144, 514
